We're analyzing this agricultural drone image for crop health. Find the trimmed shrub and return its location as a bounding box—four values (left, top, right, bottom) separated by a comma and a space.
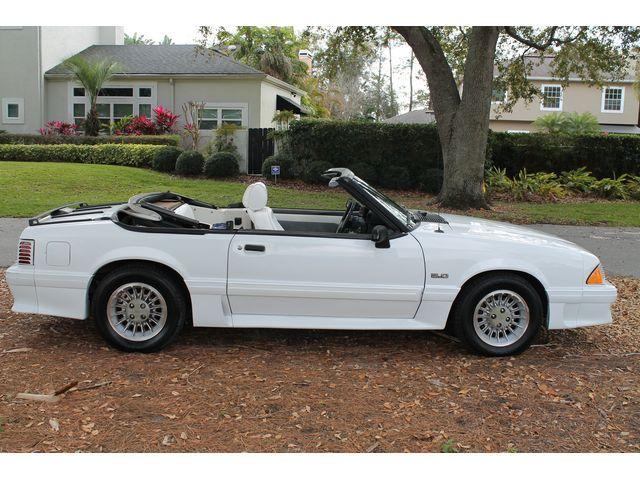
350, 162, 378, 183
302, 160, 333, 184
0, 133, 180, 146
261, 153, 299, 179
0, 144, 164, 167
203, 151, 240, 178
152, 146, 181, 172
378, 165, 413, 190
175, 150, 204, 176
419, 168, 444, 194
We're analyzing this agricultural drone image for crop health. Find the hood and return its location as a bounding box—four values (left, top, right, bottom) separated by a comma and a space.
415, 212, 586, 252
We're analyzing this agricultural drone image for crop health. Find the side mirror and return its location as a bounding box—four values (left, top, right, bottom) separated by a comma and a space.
371, 225, 391, 249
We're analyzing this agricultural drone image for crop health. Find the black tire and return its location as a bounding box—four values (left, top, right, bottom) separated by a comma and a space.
452, 273, 543, 356
92, 265, 187, 352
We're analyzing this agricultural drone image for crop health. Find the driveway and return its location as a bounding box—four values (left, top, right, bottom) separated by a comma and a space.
0, 218, 639, 277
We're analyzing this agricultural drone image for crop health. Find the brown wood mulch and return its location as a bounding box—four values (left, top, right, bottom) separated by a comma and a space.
0, 271, 638, 453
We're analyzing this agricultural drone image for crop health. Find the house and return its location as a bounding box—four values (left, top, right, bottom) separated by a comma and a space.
489, 55, 640, 134
383, 109, 435, 125
0, 26, 307, 173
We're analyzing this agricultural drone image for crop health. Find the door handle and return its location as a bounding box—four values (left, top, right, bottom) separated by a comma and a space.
244, 244, 266, 252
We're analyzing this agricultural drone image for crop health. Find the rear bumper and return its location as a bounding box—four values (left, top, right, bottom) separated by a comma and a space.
6, 264, 38, 315
548, 282, 617, 330
6, 264, 90, 319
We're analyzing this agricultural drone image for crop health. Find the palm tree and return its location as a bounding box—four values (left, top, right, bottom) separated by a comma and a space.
63, 56, 120, 136
125, 32, 154, 45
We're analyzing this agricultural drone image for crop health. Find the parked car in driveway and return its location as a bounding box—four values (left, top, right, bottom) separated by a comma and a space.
6, 168, 617, 356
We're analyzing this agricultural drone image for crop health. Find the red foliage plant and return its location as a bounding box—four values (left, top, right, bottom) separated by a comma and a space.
39, 121, 79, 136
153, 105, 179, 133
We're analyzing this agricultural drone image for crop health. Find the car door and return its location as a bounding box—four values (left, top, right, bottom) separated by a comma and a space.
226, 231, 425, 320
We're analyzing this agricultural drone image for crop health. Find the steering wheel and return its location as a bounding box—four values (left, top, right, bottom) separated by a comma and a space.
336, 200, 357, 233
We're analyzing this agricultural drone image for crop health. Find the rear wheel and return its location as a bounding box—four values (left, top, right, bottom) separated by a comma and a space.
92, 266, 186, 352
452, 274, 543, 356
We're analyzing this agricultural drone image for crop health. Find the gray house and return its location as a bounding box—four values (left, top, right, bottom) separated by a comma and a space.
0, 26, 306, 173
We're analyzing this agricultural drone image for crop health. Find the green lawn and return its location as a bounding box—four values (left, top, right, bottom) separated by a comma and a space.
2, 161, 640, 227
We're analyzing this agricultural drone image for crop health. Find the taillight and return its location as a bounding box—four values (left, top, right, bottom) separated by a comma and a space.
18, 239, 34, 265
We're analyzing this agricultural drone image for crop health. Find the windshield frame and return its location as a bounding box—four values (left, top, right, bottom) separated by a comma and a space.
336, 175, 418, 233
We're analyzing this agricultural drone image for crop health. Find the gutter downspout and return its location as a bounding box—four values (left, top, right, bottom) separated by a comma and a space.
37, 27, 44, 131
169, 77, 175, 113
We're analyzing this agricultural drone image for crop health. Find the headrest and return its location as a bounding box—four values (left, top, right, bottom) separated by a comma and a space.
242, 182, 268, 211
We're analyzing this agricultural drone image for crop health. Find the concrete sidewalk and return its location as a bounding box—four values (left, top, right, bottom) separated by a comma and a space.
1, 218, 639, 277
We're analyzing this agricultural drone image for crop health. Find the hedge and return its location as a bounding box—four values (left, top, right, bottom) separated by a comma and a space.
0, 133, 180, 146
0, 144, 166, 168
287, 120, 640, 188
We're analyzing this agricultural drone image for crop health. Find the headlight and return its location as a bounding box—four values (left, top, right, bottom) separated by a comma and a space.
586, 265, 604, 285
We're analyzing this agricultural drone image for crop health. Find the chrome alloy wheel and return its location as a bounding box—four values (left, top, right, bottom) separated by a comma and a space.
473, 290, 530, 347
107, 283, 167, 342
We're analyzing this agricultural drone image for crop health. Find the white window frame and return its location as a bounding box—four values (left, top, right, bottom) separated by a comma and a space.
540, 84, 563, 111
2, 97, 24, 124
68, 81, 158, 126
199, 103, 248, 131
601, 86, 625, 113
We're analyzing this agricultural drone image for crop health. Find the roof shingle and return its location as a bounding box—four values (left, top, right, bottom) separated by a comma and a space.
46, 44, 265, 76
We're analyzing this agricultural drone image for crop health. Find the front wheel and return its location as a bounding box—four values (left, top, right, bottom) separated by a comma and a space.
92, 266, 186, 352
452, 274, 543, 356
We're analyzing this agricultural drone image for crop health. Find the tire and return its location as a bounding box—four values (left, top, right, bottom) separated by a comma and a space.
92, 265, 187, 352
452, 273, 543, 356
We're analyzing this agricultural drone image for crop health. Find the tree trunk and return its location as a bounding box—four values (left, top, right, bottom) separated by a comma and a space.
392, 26, 499, 209
388, 42, 395, 115
85, 103, 100, 137
408, 52, 414, 111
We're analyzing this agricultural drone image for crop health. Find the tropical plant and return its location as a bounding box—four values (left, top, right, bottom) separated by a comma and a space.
534, 112, 601, 135
181, 101, 205, 150
625, 175, 640, 200
592, 175, 629, 199
508, 169, 565, 201
39, 121, 79, 136
153, 105, 179, 133
160, 35, 174, 46
484, 166, 512, 193
63, 56, 120, 136
110, 115, 134, 135
273, 110, 296, 130
125, 32, 154, 45
559, 167, 597, 193
208, 123, 239, 154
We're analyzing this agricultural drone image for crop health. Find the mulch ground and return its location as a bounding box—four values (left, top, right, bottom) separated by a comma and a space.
0, 270, 638, 453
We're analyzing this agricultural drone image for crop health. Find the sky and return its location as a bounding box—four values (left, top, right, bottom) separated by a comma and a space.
123, 25, 429, 113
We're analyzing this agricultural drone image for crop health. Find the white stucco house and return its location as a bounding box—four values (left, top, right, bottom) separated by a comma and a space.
0, 26, 307, 173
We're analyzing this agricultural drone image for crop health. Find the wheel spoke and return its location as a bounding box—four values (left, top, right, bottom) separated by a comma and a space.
473, 289, 530, 348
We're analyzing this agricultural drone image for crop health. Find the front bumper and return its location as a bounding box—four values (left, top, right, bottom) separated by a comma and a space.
548, 281, 617, 330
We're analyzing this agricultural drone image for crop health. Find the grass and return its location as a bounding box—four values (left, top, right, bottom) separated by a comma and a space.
1, 162, 640, 227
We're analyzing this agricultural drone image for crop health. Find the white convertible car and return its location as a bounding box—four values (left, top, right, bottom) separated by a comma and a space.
6, 168, 616, 356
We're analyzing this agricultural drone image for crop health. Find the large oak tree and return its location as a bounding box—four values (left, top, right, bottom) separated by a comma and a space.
324, 27, 640, 208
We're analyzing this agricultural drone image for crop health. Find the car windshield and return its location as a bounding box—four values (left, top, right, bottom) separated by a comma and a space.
350, 176, 418, 230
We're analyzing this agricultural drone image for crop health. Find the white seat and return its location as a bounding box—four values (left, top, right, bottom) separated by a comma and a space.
242, 182, 284, 231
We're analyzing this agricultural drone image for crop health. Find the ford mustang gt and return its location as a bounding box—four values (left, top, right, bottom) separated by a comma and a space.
6, 168, 617, 355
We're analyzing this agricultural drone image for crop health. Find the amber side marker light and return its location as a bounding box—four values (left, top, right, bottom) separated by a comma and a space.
587, 265, 604, 285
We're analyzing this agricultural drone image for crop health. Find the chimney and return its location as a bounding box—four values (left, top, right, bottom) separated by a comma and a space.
298, 49, 313, 72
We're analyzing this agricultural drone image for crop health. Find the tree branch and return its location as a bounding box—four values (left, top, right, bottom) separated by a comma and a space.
504, 26, 558, 50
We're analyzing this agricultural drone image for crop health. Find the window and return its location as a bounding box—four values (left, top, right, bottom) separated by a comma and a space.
73, 103, 85, 126
98, 87, 134, 97
221, 108, 243, 126
70, 83, 156, 128
138, 104, 152, 117
2, 97, 24, 124
602, 86, 624, 113
198, 105, 246, 130
541, 84, 563, 111
491, 87, 506, 103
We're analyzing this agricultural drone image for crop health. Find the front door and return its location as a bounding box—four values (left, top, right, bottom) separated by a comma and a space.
226, 232, 425, 319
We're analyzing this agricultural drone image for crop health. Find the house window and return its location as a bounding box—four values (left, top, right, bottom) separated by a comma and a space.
73, 103, 85, 126
541, 84, 563, 111
70, 83, 156, 128
491, 87, 506, 103
138, 104, 152, 117
198, 108, 218, 130
2, 98, 24, 124
198, 105, 247, 130
601, 87, 624, 113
